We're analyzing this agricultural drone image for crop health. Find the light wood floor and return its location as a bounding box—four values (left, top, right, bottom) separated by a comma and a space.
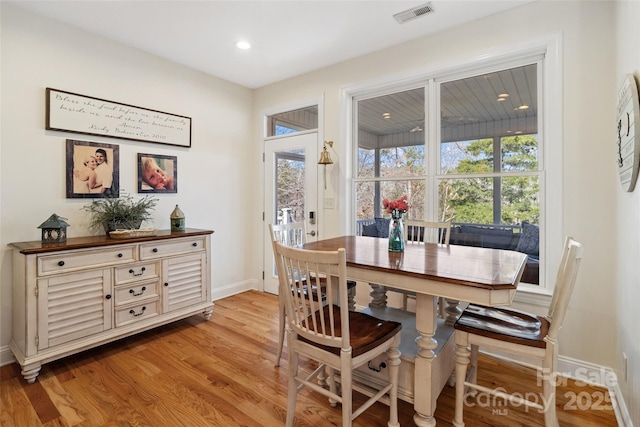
1, 290, 618, 426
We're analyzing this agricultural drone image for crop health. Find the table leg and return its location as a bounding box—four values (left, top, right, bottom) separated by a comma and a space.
368, 283, 388, 308
413, 292, 438, 427
443, 299, 461, 326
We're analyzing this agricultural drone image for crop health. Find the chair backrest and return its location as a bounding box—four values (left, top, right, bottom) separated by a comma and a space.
270, 222, 306, 248
546, 236, 583, 340
404, 220, 451, 245
272, 241, 350, 350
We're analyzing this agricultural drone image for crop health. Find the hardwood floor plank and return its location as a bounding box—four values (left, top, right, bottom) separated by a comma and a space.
23, 379, 61, 424
0, 290, 617, 426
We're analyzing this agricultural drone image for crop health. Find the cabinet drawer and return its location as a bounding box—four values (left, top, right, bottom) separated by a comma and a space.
115, 299, 160, 327
39, 246, 137, 276
140, 237, 206, 260
114, 262, 160, 285
114, 280, 160, 306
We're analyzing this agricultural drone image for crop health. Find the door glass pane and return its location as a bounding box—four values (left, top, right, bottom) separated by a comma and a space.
275, 149, 305, 224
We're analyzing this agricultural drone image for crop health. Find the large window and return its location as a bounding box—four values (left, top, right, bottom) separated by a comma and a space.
354, 63, 543, 285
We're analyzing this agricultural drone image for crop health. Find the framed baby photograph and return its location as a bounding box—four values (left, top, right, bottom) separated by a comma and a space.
138, 153, 177, 193
66, 139, 120, 198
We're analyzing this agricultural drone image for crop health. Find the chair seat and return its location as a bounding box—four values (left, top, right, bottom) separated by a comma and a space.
296, 282, 327, 302
300, 305, 402, 357
308, 275, 357, 288
299, 278, 356, 301
454, 304, 550, 348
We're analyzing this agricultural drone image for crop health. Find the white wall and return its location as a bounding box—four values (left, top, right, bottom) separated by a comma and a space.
255, 0, 634, 417
615, 1, 640, 424
0, 4, 257, 355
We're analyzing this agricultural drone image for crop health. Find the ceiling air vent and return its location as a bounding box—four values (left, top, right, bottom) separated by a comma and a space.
393, 2, 435, 24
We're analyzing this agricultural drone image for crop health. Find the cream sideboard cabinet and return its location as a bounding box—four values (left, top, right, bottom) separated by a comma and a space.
9, 228, 213, 382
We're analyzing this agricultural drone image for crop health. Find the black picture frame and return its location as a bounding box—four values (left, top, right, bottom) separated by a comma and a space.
137, 153, 177, 193
47, 88, 192, 148
66, 139, 120, 199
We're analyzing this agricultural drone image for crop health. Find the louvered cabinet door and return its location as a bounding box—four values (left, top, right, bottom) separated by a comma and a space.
37, 269, 112, 350
161, 252, 208, 313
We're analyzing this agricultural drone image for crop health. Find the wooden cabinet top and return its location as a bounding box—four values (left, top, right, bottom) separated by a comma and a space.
9, 229, 214, 255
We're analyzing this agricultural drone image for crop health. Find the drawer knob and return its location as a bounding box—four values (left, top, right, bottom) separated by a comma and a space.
129, 306, 146, 317
118, 253, 123, 258
129, 286, 146, 296
152, 248, 158, 253
192, 242, 197, 247
58, 261, 65, 267
129, 267, 146, 277
164, 282, 169, 287
105, 294, 112, 300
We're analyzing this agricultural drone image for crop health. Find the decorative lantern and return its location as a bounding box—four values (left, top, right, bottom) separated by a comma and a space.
170, 205, 185, 232
38, 214, 70, 243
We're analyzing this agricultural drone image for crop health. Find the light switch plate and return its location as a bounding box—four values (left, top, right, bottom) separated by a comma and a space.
324, 197, 335, 209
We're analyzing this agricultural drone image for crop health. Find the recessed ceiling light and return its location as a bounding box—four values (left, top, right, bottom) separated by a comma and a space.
383, 112, 391, 119
498, 93, 509, 98
236, 41, 251, 50
514, 105, 529, 110
497, 98, 506, 102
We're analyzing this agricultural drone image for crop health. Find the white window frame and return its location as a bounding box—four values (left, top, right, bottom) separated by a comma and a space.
340, 34, 563, 303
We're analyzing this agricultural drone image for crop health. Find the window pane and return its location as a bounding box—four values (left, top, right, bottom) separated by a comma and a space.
441, 138, 494, 174
439, 177, 494, 224
501, 176, 540, 224
267, 106, 318, 137
501, 134, 538, 172
440, 64, 537, 143
355, 180, 425, 221
439, 176, 539, 226
357, 88, 425, 178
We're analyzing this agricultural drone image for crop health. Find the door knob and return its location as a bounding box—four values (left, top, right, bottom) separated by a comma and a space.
307, 230, 316, 237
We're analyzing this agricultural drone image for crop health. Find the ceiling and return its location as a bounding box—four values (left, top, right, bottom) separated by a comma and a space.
8, 0, 534, 89
358, 64, 538, 141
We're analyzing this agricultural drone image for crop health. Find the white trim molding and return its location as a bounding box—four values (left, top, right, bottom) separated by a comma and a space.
483, 349, 631, 427
211, 279, 260, 302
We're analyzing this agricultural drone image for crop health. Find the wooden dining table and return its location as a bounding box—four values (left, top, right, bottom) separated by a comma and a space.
302, 236, 527, 427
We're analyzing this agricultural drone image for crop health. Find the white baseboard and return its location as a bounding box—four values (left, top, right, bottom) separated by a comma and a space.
484, 350, 630, 427
211, 279, 260, 302
556, 355, 631, 427
1, 345, 15, 367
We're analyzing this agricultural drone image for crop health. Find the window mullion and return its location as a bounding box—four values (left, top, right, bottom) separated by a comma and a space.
427, 79, 439, 221
493, 136, 501, 224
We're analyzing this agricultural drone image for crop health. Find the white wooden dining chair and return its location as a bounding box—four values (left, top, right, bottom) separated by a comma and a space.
269, 222, 356, 367
453, 236, 583, 427
272, 240, 402, 427
401, 220, 452, 315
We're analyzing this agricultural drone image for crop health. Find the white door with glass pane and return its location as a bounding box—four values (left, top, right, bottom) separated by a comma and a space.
264, 132, 319, 294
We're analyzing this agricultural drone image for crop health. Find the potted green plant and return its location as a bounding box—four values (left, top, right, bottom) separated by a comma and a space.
82, 191, 158, 235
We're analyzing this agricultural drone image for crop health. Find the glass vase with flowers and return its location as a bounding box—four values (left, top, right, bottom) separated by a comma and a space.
383, 195, 410, 252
